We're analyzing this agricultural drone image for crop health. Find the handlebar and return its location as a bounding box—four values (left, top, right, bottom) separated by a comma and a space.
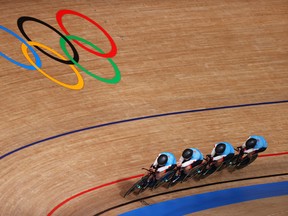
234, 146, 243, 152
142, 167, 157, 174
204, 154, 213, 162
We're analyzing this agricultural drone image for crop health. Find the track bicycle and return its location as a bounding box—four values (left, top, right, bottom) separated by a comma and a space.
123, 168, 155, 197
168, 163, 205, 188
227, 148, 259, 171
152, 166, 177, 189
197, 155, 225, 179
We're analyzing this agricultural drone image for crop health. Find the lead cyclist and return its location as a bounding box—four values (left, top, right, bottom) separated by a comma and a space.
237, 135, 268, 159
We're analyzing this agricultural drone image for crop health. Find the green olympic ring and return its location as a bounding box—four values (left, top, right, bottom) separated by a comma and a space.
60, 35, 121, 84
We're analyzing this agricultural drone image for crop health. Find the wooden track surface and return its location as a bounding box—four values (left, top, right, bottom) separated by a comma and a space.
0, 0, 288, 215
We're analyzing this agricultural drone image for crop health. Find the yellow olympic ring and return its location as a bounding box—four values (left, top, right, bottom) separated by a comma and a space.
21, 41, 84, 90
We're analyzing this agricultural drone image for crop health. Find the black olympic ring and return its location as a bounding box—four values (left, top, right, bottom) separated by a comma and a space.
17, 16, 79, 65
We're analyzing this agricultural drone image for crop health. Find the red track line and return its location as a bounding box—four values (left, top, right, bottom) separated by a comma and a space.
47, 151, 288, 216
259, 152, 288, 157
47, 174, 143, 216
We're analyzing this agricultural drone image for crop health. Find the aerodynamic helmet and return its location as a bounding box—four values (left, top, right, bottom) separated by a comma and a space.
215, 143, 226, 154
182, 149, 193, 160
157, 154, 168, 166
245, 138, 257, 149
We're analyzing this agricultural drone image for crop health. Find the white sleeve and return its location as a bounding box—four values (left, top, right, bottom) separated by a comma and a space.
181, 159, 196, 168
244, 148, 256, 154
178, 156, 184, 164
211, 148, 216, 157
213, 155, 225, 161
157, 165, 170, 172
152, 156, 159, 167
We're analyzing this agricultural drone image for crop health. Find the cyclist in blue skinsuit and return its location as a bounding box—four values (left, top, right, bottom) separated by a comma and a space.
238, 135, 268, 157
173, 148, 204, 181
148, 152, 177, 187
177, 148, 204, 174
208, 142, 235, 167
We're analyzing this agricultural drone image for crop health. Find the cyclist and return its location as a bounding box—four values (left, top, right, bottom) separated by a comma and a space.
175, 148, 204, 180
148, 152, 177, 187
207, 142, 235, 167
238, 135, 268, 157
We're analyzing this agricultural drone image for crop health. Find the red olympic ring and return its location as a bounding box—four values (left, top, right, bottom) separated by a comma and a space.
56, 9, 117, 58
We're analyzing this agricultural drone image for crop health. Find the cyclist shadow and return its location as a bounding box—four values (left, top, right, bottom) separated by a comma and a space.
118, 180, 137, 198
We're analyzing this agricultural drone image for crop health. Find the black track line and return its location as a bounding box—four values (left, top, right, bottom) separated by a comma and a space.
93, 172, 288, 215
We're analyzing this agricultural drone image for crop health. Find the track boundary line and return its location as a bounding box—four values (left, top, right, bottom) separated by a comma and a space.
47, 152, 288, 216
1, 99, 288, 159
94, 173, 288, 216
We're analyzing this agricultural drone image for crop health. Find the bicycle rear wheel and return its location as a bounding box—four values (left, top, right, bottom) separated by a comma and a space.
200, 165, 218, 179
236, 153, 258, 170
182, 165, 204, 182
217, 160, 231, 172
124, 175, 149, 197
167, 171, 181, 188
228, 154, 240, 166
153, 170, 176, 189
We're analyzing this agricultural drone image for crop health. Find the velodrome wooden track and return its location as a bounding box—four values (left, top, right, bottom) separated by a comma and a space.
1, 0, 288, 215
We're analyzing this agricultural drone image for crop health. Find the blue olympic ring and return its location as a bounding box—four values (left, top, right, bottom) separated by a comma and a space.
0, 25, 42, 70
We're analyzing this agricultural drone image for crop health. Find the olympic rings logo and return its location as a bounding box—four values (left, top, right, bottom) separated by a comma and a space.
0, 9, 121, 90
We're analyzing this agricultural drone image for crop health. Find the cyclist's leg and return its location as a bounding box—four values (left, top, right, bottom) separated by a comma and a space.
248, 152, 258, 164
230, 152, 242, 165
125, 174, 151, 197
184, 160, 202, 174
152, 171, 167, 189
200, 161, 218, 178
154, 166, 177, 189
124, 178, 143, 197
168, 168, 183, 187
236, 152, 258, 169
185, 160, 203, 176
219, 153, 234, 169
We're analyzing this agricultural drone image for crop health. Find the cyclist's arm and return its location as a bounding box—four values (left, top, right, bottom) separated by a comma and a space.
151, 156, 159, 169
181, 159, 196, 168
244, 148, 257, 154
211, 148, 216, 157
238, 145, 257, 154
177, 156, 184, 167
212, 155, 225, 162
157, 165, 170, 172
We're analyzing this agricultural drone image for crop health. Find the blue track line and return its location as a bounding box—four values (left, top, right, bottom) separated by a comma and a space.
1, 100, 288, 160
119, 181, 288, 216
